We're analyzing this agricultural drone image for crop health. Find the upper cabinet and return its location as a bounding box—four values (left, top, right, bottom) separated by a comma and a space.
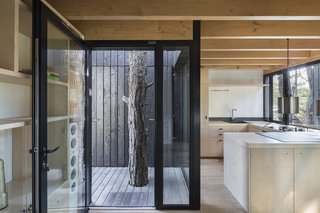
0, 0, 32, 85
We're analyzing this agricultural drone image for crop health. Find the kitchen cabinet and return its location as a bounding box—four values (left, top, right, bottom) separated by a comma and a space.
250, 148, 320, 213
225, 133, 320, 213
249, 148, 294, 213
202, 123, 247, 157
294, 149, 320, 213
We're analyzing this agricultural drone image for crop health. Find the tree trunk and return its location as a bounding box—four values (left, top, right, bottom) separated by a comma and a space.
123, 51, 149, 187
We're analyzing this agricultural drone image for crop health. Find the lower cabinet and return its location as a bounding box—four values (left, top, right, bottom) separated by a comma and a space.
295, 149, 320, 213
202, 124, 247, 157
249, 148, 320, 213
249, 148, 294, 213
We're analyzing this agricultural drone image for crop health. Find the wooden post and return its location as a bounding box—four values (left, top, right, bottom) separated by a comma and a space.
123, 51, 149, 187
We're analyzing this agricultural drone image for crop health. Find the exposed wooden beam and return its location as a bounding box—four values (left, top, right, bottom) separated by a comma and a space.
71, 20, 192, 40
201, 21, 320, 39
201, 65, 277, 71
46, 0, 320, 21
201, 51, 310, 59
201, 39, 320, 51
201, 59, 299, 66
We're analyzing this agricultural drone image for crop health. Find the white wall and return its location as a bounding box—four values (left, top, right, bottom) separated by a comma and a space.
208, 69, 264, 118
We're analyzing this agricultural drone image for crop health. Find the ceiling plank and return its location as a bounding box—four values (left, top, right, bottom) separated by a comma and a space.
201, 65, 277, 70
46, 0, 320, 21
201, 21, 320, 39
201, 59, 299, 66
71, 20, 192, 40
201, 39, 320, 51
201, 51, 310, 59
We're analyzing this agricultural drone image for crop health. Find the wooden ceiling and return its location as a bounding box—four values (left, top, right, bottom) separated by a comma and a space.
46, 0, 320, 73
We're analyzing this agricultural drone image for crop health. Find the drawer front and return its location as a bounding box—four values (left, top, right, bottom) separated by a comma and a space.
208, 131, 224, 139
208, 126, 232, 132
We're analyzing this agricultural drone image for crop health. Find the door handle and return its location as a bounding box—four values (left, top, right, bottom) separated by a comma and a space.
46, 146, 60, 154
42, 146, 60, 172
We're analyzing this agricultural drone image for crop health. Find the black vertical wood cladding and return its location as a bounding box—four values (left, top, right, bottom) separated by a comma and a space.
91, 50, 155, 167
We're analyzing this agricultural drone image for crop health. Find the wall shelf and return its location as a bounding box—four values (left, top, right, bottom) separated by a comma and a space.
48, 115, 69, 123
0, 117, 32, 130
48, 79, 68, 87
0, 68, 31, 86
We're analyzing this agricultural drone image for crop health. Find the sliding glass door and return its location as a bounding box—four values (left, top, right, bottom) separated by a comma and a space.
37, 4, 88, 213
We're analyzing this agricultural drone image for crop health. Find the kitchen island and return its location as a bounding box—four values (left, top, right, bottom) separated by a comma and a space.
224, 132, 320, 213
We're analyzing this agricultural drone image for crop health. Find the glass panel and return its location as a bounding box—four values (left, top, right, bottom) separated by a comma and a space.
288, 64, 320, 128
264, 76, 270, 120
272, 74, 284, 122
47, 20, 86, 211
163, 47, 190, 205
90, 50, 155, 207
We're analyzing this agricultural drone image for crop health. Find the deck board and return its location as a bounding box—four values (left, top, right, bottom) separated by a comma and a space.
91, 167, 188, 207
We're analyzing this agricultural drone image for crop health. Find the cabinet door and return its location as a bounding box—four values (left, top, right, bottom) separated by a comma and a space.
250, 148, 294, 213
208, 140, 223, 156
295, 149, 320, 213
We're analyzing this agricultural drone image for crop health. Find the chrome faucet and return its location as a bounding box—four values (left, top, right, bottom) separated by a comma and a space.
231, 108, 237, 121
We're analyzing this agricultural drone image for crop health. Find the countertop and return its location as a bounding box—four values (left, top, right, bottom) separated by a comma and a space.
224, 132, 320, 148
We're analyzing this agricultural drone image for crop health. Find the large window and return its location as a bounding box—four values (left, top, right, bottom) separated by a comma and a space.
288, 64, 320, 126
265, 62, 320, 128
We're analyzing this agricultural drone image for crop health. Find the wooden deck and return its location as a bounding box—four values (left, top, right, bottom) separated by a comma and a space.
91, 167, 189, 207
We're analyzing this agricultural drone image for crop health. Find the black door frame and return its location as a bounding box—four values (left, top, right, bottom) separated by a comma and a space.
33, 3, 91, 212
85, 20, 200, 210
33, 2, 200, 209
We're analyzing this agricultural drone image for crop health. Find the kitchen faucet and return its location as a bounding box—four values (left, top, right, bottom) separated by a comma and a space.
231, 108, 237, 121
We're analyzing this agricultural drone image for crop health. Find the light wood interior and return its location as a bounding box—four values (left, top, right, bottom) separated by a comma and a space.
0, 1, 33, 212
41, 0, 320, 74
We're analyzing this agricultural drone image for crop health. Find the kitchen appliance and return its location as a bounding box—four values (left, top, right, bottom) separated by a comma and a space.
0, 159, 8, 210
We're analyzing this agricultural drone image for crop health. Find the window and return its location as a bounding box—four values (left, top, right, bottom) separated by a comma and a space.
272, 74, 284, 122
266, 62, 320, 128
264, 76, 270, 120
288, 64, 320, 126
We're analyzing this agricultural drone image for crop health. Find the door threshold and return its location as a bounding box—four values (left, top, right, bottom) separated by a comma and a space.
90, 206, 156, 210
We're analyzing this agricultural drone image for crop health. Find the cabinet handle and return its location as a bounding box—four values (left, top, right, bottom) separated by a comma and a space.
218, 139, 223, 142
219, 133, 223, 136
219, 128, 223, 130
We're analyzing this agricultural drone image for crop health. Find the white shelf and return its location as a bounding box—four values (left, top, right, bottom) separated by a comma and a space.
0, 117, 32, 130
48, 79, 68, 87
48, 115, 69, 123
0, 68, 31, 86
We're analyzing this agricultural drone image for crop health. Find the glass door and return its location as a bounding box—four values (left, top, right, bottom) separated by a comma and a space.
162, 46, 190, 206
38, 4, 88, 213
155, 43, 199, 209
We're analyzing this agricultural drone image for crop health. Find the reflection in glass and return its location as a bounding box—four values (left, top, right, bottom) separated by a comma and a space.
272, 74, 284, 122
163, 47, 190, 205
47, 21, 86, 211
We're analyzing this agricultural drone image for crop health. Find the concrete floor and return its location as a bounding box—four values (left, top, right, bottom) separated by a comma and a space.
90, 159, 246, 213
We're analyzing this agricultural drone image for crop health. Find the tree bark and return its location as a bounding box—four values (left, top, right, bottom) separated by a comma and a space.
123, 51, 149, 187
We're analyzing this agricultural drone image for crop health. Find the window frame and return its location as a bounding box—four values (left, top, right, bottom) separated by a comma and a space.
264, 59, 320, 129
